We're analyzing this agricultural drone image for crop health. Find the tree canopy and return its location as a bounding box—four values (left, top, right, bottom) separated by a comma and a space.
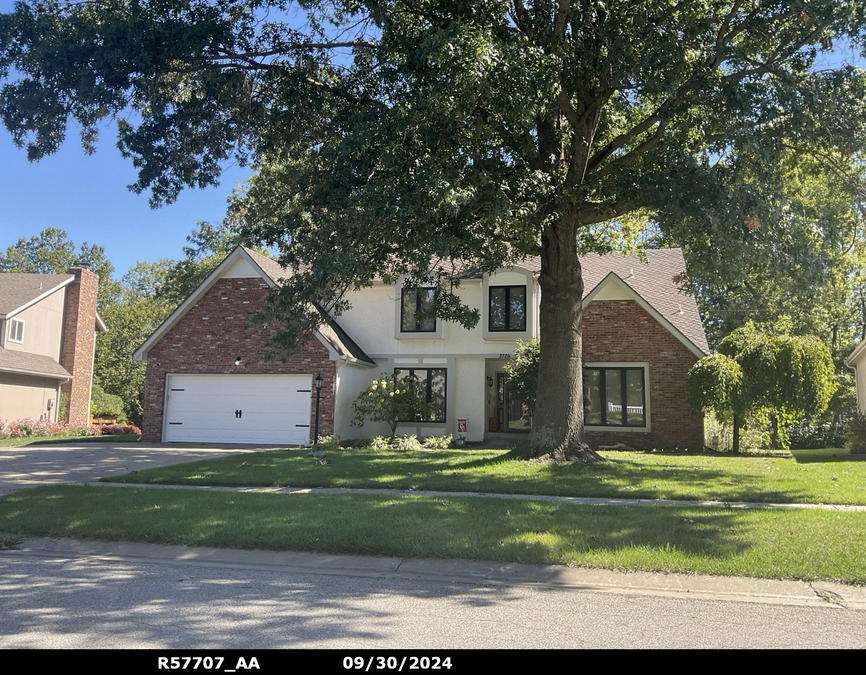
689, 323, 837, 451
3, 1, 866, 458
0, 227, 117, 301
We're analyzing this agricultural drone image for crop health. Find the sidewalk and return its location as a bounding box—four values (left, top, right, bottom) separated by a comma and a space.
6, 535, 866, 611
91, 480, 866, 511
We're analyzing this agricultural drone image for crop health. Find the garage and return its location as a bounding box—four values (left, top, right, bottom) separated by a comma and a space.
163, 374, 314, 445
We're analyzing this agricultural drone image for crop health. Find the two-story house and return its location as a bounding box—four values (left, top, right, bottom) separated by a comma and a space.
135, 246, 709, 449
0, 265, 104, 426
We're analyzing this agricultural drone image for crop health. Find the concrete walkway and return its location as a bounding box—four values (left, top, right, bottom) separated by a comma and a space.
91, 481, 866, 512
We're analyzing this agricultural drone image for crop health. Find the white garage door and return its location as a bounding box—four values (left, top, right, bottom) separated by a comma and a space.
163, 374, 314, 444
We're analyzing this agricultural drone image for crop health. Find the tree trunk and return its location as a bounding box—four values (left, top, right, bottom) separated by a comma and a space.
732, 413, 740, 454
532, 213, 602, 463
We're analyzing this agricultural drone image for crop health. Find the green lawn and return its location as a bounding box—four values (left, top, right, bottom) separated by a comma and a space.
2, 485, 865, 583
103, 446, 866, 505
0, 434, 140, 448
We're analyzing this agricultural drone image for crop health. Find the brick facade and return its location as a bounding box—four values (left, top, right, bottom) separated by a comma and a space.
59, 267, 99, 426
582, 299, 704, 450
142, 277, 335, 443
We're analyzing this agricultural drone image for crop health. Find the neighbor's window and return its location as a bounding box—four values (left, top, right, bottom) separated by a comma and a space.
8, 318, 24, 344
583, 367, 646, 427
394, 368, 447, 422
401, 288, 436, 332
489, 286, 526, 331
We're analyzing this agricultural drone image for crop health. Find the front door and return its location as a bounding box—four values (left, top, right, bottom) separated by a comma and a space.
496, 372, 531, 432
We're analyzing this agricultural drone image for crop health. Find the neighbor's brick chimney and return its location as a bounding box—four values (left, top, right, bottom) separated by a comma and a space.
59, 265, 100, 426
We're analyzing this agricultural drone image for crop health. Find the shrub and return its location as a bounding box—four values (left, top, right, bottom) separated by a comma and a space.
368, 436, 391, 450
90, 384, 124, 418
390, 434, 422, 451
315, 435, 341, 451
351, 373, 430, 436
845, 413, 866, 454
423, 434, 453, 449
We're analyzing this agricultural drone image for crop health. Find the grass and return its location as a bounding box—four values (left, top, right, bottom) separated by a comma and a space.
0, 434, 140, 447
1, 485, 865, 583
103, 446, 866, 505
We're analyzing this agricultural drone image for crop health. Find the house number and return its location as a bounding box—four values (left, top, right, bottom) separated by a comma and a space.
499, 353, 512, 359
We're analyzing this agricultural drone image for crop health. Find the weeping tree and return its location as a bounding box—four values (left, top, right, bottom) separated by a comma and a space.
689, 324, 837, 452
3, 1, 866, 461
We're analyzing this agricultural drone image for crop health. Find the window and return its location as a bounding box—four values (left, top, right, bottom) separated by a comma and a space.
489, 286, 526, 331
583, 367, 646, 427
394, 368, 447, 422
8, 318, 24, 344
401, 288, 436, 332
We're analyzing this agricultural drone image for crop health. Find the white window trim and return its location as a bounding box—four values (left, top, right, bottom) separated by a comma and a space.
8, 318, 24, 344
481, 269, 536, 341
583, 362, 651, 433
394, 279, 444, 340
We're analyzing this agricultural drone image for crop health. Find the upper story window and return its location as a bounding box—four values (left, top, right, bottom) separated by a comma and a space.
401, 288, 436, 333
8, 318, 24, 344
489, 286, 526, 332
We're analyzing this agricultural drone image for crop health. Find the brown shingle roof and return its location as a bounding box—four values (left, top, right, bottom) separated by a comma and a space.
0, 273, 72, 317
0, 347, 71, 379
579, 249, 709, 355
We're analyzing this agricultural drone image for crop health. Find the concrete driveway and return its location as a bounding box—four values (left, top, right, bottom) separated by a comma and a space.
0, 442, 267, 496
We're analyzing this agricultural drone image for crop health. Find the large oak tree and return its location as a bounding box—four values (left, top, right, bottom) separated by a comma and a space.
3, 1, 866, 459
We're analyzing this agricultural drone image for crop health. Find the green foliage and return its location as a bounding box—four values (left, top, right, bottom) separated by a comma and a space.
314, 435, 341, 451
689, 323, 837, 448
389, 434, 422, 452
688, 353, 744, 419
4, 1, 866, 453
89, 384, 124, 418
845, 413, 866, 454
502, 340, 539, 412
351, 374, 431, 436
0, 227, 117, 302
422, 434, 453, 449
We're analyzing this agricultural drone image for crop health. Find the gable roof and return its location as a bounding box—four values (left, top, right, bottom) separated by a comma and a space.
579, 250, 709, 355
133, 246, 375, 366
487, 248, 708, 355
0, 273, 74, 318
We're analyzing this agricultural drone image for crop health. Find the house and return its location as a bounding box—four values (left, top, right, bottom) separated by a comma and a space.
0, 265, 104, 425
845, 340, 866, 414
134, 246, 709, 449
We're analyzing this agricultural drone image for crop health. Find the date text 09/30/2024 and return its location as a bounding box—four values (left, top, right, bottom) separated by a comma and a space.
156, 655, 455, 672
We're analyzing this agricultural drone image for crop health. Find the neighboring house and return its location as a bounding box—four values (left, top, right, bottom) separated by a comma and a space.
845, 340, 866, 414
0, 266, 104, 425
134, 246, 709, 449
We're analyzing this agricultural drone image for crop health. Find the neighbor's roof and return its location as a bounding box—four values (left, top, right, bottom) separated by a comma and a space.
0, 273, 74, 318
846, 339, 866, 368
0, 347, 71, 380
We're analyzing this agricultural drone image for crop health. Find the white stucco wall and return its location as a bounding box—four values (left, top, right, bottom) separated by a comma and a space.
330, 266, 541, 442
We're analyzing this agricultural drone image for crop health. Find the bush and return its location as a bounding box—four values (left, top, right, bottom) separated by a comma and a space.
351, 374, 430, 436
368, 436, 392, 451
423, 434, 453, 449
390, 434, 422, 451
845, 413, 866, 454
315, 435, 341, 451
90, 384, 124, 418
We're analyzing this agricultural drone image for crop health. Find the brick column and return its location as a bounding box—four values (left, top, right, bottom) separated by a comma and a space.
60, 266, 100, 426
